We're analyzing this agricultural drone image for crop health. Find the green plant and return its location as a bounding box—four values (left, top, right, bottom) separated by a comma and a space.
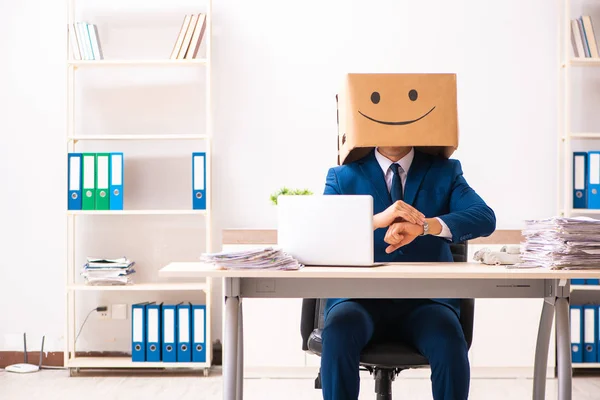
270, 187, 313, 205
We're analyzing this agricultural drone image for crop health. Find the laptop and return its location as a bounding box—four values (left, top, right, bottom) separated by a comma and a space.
277, 195, 377, 266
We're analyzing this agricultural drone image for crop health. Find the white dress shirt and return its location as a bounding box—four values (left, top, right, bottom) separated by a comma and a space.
374, 147, 452, 239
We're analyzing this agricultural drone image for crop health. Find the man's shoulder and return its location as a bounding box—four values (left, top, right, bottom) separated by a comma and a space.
327, 161, 362, 175
417, 150, 461, 174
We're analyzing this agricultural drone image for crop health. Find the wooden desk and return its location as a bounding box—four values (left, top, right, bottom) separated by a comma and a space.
159, 262, 600, 400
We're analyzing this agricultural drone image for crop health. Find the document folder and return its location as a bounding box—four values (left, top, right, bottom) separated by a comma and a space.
82, 153, 96, 210
588, 151, 600, 209
146, 302, 162, 362
574, 152, 588, 209
571, 305, 583, 363
586, 279, 600, 285
109, 152, 124, 210
192, 152, 206, 210
177, 302, 192, 362
572, 279, 586, 285
192, 304, 207, 362
584, 305, 597, 363
68, 153, 82, 210
95, 153, 110, 210
132, 302, 150, 362
597, 306, 600, 362
162, 304, 178, 363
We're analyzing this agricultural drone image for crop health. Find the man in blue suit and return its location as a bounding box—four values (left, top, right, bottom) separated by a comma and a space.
321, 145, 496, 400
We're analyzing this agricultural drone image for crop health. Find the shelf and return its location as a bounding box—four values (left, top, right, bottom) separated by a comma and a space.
68, 59, 207, 67
568, 209, 600, 215
68, 282, 208, 291
570, 58, 600, 66
67, 356, 209, 369
569, 133, 600, 139
571, 285, 600, 291
573, 363, 600, 368
69, 134, 210, 141
67, 210, 207, 216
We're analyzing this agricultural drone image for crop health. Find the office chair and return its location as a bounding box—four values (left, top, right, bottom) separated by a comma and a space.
300, 241, 473, 400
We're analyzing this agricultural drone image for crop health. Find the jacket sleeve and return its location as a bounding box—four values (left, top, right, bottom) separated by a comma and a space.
437, 160, 496, 243
323, 168, 341, 195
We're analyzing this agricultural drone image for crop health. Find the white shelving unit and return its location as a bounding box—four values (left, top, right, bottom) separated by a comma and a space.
559, 5, 600, 217
64, 0, 213, 374
558, 0, 600, 371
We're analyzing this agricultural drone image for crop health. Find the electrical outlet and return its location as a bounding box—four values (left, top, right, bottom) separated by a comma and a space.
112, 304, 127, 320
98, 306, 111, 320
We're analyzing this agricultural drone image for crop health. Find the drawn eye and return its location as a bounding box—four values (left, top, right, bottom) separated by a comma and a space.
371, 92, 380, 104
409, 90, 418, 101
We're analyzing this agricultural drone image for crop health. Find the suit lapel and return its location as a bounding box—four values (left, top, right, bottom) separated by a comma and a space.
359, 150, 391, 209
403, 150, 430, 206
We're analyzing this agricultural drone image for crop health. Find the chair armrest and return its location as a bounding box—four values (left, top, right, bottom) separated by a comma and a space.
460, 298, 474, 349
301, 299, 317, 351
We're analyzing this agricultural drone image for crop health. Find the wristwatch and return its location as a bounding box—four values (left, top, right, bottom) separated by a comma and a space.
421, 220, 429, 236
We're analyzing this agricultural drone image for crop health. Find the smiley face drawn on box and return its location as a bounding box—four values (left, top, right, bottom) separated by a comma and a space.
336, 73, 459, 165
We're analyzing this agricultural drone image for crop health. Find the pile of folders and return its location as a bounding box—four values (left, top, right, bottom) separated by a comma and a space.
132, 302, 207, 363
68, 153, 124, 210
573, 151, 600, 209
570, 302, 600, 363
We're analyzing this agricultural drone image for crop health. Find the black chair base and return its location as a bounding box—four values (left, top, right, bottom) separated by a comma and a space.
373, 367, 397, 400
314, 367, 399, 400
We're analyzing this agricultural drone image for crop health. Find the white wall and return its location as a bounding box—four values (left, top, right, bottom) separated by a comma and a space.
0, 0, 565, 354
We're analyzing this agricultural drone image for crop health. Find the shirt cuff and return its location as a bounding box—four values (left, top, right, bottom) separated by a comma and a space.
435, 217, 452, 239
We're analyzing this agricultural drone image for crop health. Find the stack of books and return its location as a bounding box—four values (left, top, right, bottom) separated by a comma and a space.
68, 22, 103, 61
520, 217, 600, 269
170, 13, 207, 60
200, 247, 303, 270
571, 15, 599, 58
81, 257, 136, 285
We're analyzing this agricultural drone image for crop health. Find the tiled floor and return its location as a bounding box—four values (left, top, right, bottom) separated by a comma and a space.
2, 368, 600, 400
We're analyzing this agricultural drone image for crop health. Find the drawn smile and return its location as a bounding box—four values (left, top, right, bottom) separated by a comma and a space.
358, 106, 436, 126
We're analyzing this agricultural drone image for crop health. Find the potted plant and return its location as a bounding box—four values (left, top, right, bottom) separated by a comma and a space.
270, 187, 313, 205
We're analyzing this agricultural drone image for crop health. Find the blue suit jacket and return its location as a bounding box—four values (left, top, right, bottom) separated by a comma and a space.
323, 148, 496, 317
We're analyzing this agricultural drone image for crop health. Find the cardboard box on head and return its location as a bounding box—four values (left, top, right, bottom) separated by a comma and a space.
336, 73, 459, 165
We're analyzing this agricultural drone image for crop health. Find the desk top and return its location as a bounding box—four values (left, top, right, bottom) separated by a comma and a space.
159, 262, 600, 280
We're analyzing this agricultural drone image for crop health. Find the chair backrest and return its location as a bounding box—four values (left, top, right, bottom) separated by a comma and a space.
300, 241, 473, 351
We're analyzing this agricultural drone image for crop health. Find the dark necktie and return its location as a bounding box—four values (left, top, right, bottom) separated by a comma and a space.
390, 163, 403, 202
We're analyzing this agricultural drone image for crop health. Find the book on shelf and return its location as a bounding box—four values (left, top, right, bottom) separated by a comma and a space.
69, 22, 103, 61
170, 13, 207, 60
571, 15, 599, 58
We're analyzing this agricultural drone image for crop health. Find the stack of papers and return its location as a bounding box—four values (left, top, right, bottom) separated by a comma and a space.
81, 257, 136, 285
520, 217, 600, 269
200, 247, 303, 270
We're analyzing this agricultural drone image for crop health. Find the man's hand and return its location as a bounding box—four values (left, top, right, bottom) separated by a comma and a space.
373, 201, 425, 230
384, 221, 424, 253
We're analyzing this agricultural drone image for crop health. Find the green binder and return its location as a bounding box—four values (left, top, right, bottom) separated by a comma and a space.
81, 153, 96, 210
95, 153, 110, 210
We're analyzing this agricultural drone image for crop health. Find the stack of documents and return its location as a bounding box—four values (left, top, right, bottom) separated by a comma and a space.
520, 217, 600, 269
81, 257, 136, 285
200, 247, 303, 270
